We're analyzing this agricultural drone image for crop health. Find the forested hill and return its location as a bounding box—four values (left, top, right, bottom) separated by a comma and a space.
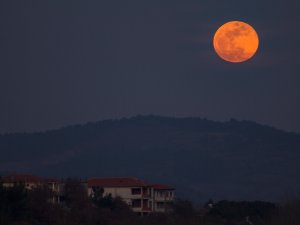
1, 115, 300, 201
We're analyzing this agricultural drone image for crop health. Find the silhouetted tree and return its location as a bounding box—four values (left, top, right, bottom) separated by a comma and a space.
63, 179, 88, 209
0, 182, 27, 225
266, 199, 300, 225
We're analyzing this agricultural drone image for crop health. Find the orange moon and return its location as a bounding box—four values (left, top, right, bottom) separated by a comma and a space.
213, 21, 259, 63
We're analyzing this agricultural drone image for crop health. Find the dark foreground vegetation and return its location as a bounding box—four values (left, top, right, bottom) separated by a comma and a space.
0, 178, 299, 225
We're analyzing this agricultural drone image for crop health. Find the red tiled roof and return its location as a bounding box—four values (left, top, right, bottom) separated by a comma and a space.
151, 184, 175, 190
1, 174, 174, 190
88, 177, 148, 188
44, 177, 61, 183
2, 174, 60, 183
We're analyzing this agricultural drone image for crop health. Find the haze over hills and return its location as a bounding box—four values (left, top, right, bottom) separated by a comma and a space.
1, 115, 300, 202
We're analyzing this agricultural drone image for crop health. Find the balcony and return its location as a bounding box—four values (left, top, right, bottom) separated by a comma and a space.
142, 205, 152, 211
142, 192, 151, 198
142, 188, 151, 198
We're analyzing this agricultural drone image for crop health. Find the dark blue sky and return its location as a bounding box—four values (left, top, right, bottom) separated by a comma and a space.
0, 0, 299, 133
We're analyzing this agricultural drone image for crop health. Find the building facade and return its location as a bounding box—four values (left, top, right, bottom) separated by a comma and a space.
152, 184, 175, 212
1, 174, 175, 215
87, 177, 175, 215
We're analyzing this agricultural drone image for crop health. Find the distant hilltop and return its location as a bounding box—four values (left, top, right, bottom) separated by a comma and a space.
1, 115, 300, 202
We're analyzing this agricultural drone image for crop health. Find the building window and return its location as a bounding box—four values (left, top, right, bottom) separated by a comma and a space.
142, 188, 149, 196
131, 188, 141, 195
157, 202, 164, 209
132, 199, 141, 208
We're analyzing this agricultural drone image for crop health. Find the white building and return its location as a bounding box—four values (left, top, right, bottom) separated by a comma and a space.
152, 184, 175, 212
88, 177, 175, 215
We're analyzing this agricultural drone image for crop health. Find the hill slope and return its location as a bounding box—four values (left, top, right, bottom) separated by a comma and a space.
1, 115, 300, 201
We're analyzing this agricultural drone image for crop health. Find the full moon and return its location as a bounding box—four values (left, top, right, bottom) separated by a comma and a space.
213, 21, 259, 63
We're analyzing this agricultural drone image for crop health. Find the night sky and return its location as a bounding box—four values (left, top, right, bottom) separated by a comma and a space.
0, 0, 299, 133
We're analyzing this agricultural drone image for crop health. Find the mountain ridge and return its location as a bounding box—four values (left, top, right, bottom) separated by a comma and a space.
1, 115, 300, 202
0, 115, 296, 136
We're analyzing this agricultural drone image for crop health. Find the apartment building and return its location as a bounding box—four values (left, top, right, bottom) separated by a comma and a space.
152, 184, 175, 212
88, 177, 175, 215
